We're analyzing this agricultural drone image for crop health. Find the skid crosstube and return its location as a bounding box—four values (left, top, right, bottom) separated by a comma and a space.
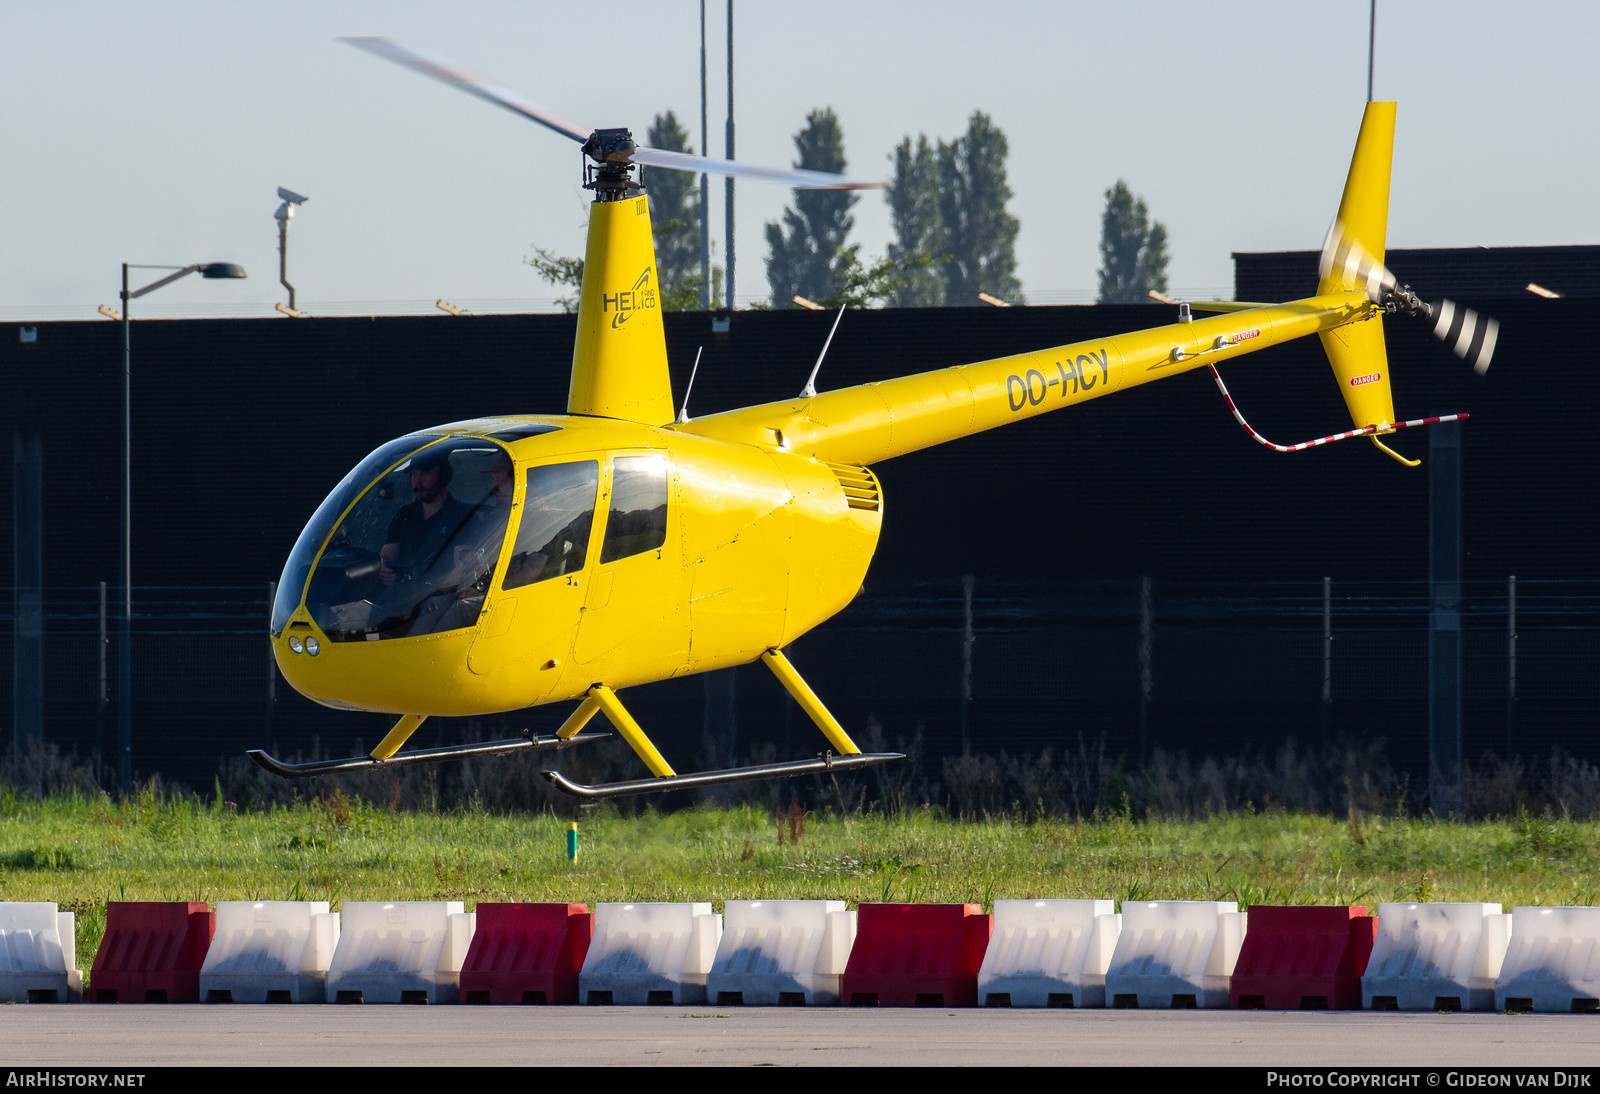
538, 647, 903, 799
541, 751, 905, 801
247, 731, 608, 779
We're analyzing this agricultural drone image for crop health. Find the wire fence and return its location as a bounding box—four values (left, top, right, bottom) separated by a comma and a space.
3, 578, 1597, 789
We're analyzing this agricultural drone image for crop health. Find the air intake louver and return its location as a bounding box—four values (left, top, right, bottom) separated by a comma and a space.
826, 462, 881, 512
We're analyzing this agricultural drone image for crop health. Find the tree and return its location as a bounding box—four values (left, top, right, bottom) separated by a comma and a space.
643, 111, 705, 307
764, 108, 858, 307
1097, 180, 1169, 303
525, 247, 584, 314
886, 135, 946, 306
885, 113, 1023, 306
937, 112, 1023, 305
817, 249, 939, 310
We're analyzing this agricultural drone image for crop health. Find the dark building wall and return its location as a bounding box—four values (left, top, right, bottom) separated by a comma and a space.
1, 301, 1595, 784
1234, 245, 1600, 302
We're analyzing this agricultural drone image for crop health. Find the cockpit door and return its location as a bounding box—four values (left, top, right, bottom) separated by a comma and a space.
467, 458, 601, 700
572, 453, 688, 681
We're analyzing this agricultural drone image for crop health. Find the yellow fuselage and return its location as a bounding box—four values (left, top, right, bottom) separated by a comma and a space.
274, 416, 882, 716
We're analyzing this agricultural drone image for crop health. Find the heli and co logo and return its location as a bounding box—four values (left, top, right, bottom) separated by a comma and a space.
603, 267, 657, 328
1349, 371, 1383, 387
1233, 327, 1261, 342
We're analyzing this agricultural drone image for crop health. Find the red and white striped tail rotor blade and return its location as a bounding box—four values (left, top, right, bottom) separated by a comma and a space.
1318, 220, 1396, 302
1429, 299, 1500, 375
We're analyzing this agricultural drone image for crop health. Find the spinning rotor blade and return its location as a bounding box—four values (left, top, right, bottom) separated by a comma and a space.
344, 37, 591, 144
633, 146, 884, 190
1320, 221, 1499, 374
344, 37, 884, 191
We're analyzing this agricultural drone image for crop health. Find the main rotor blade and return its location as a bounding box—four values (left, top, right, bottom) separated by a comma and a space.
343, 37, 592, 145
634, 146, 886, 190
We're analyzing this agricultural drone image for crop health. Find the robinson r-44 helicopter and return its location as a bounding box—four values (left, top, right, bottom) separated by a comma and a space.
252, 38, 1497, 800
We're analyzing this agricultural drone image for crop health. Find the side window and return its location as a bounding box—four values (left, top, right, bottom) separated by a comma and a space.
503, 461, 599, 590
600, 455, 669, 564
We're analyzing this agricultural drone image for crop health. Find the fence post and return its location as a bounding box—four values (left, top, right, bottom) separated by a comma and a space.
98, 581, 109, 766
12, 431, 45, 776
1506, 574, 1517, 758
1322, 576, 1333, 731
266, 581, 277, 705
1428, 422, 1463, 816
1138, 575, 1152, 762
960, 574, 974, 754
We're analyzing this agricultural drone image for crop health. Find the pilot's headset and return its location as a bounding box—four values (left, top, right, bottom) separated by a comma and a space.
410, 446, 455, 486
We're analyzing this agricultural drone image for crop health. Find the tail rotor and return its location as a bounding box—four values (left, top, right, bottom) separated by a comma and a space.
1320, 221, 1500, 375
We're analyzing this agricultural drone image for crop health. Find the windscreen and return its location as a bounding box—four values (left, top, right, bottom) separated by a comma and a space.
300, 439, 515, 641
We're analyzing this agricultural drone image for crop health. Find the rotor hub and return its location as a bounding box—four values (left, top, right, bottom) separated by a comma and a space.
582, 128, 642, 201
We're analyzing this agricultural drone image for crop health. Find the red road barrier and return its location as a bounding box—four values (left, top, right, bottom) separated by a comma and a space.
90, 902, 214, 1004
1230, 905, 1376, 1010
842, 903, 992, 1007
461, 903, 593, 1004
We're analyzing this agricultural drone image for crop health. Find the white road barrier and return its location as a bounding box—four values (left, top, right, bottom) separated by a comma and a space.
580, 902, 722, 1005
978, 899, 1121, 1007
1494, 906, 1600, 1013
199, 901, 340, 1004
707, 899, 855, 1006
325, 901, 474, 1004
0, 902, 82, 1003
1105, 900, 1245, 1008
1362, 902, 1510, 1011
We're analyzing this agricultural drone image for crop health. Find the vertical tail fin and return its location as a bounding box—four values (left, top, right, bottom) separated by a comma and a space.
1318, 101, 1398, 437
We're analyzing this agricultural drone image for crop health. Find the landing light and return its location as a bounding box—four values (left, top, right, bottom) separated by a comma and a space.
288, 636, 304, 654
305, 636, 321, 657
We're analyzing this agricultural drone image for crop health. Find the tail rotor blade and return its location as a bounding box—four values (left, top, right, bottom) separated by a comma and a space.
1318, 221, 1395, 301
1322, 220, 1499, 374
1431, 299, 1500, 375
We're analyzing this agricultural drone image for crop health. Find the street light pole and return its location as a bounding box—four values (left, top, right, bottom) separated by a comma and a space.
116, 261, 246, 790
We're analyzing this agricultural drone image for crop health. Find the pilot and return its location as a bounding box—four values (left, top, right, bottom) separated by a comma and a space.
378, 448, 473, 590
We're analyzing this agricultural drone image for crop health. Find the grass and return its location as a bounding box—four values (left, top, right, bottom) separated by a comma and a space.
5, 786, 1600, 967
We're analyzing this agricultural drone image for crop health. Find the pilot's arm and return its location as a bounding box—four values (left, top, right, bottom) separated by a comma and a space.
379, 541, 399, 584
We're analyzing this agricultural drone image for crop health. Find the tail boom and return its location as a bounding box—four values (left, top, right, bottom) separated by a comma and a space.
679, 291, 1374, 466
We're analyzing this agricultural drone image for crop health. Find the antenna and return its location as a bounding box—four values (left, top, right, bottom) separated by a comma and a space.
676, 346, 704, 423
1367, 0, 1377, 102
799, 306, 846, 399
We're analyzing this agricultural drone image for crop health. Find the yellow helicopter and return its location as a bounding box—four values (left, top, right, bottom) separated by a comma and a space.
252, 39, 1496, 799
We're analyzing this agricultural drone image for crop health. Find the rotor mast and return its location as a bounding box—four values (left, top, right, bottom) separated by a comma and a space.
568, 129, 676, 425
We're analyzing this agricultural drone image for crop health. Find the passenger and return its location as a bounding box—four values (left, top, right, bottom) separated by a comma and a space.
406, 450, 515, 636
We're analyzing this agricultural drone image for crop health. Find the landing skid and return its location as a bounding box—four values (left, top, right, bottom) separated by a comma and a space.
247, 730, 608, 779
541, 750, 904, 801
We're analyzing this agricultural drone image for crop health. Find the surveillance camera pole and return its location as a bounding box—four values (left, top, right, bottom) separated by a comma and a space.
275, 203, 296, 311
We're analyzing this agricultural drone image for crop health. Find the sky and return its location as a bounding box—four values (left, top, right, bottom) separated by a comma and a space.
4, 0, 1596, 319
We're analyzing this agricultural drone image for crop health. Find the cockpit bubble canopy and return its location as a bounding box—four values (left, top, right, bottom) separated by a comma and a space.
272, 435, 527, 641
